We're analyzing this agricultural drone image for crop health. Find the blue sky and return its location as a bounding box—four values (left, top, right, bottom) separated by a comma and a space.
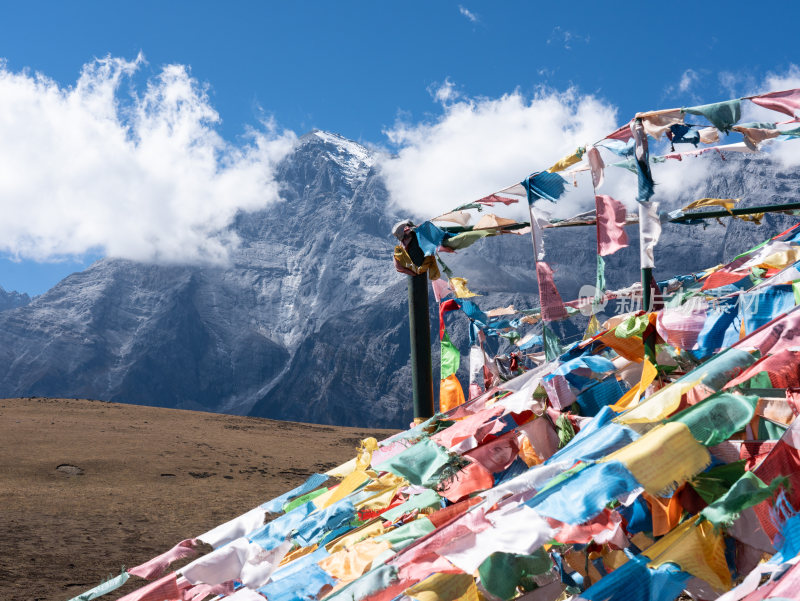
0, 1, 798, 294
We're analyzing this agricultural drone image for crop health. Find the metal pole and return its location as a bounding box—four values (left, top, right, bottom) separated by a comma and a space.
641, 266, 656, 361
405, 235, 435, 420
641, 267, 653, 313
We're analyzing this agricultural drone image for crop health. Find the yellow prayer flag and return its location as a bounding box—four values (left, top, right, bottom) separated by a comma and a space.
644, 516, 731, 591
356, 437, 379, 470
609, 359, 658, 412
602, 422, 710, 495
449, 277, 479, 298
615, 375, 704, 424
760, 248, 800, 269
326, 520, 386, 554
547, 147, 585, 173
405, 573, 481, 601
681, 197, 739, 213
318, 539, 393, 584
319, 469, 370, 508
583, 314, 601, 340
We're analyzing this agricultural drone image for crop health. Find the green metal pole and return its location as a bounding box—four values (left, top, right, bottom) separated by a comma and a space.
641, 266, 656, 361
641, 267, 653, 312
406, 235, 435, 421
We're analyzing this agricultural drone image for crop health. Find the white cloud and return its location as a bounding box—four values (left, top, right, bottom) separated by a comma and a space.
678, 69, 699, 93
379, 88, 624, 220
0, 55, 296, 264
428, 78, 461, 105
458, 5, 479, 23
547, 26, 589, 50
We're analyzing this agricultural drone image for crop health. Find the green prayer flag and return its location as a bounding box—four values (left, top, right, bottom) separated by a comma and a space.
377, 437, 454, 487
436, 254, 455, 279
759, 418, 788, 440
441, 331, 460, 379
700, 471, 786, 526
595, 255, 606, 299
478, 550, 553, 600
442, 229, 495, 250
555, 414, 576, 449
614, 313, 649, 339
374, 517, 436, 549
543, 323, 561, 362
669, 391, 758, 447
683, 99, 741, 133
283, 487, 328, 512
68, 571, 130, 601
690, 460, 746, 504
793, 280, 800, 305
739, 371, 773, 390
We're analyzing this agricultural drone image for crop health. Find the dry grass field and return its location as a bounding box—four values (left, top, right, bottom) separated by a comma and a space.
0, 397, 397, 601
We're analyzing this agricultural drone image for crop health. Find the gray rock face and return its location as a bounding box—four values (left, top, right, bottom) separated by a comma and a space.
0, 287, 30, 312
0, 134, 797, 427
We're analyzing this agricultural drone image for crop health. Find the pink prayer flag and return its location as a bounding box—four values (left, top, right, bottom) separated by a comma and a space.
551, 508, 624, 545
542, 374, 576, 410
535, 261, 568, 321
118, 573, 181, 601
656, 306, 707, 350
737, 305, 800, 357
605, 120, 634, 141
184, 581, 235, 601
463, 430, 519, 474
128, 539, 200, 580
431, 277, 452, 303
595, 195, 629, 256
587, 147, 604, 190
751, 88, 800, 118
476, 194, 518, 206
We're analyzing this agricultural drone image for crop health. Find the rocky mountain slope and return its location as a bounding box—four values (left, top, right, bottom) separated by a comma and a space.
0, 134, 796, 427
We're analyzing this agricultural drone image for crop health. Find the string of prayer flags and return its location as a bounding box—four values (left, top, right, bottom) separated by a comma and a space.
603, 422, 711, 495
87, 91, 800, 601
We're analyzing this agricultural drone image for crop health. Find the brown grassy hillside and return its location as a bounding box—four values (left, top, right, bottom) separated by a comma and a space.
0, 397, 397, 601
